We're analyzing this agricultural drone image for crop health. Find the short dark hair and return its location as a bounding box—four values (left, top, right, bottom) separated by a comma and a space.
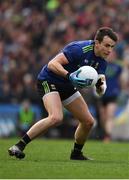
94, 27, 118, 42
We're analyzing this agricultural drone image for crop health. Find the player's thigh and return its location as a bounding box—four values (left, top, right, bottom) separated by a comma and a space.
37, 80, 63, 117
43, 92, 63, 116
64, 95, 94, 123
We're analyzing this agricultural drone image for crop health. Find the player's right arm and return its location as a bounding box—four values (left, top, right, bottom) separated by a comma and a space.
48, 52, 86, 88
48, 43, 83, 78
48, 53, 69, 78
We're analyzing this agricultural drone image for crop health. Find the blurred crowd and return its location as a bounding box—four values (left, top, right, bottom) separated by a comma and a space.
0, 0, 129, 139
0, 0, 129, 104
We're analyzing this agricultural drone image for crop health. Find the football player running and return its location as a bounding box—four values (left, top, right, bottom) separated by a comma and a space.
8, 27, 118, 160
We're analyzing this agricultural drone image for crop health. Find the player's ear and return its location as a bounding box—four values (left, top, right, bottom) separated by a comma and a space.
95, 40, 100, 45
94, 40, 101, 50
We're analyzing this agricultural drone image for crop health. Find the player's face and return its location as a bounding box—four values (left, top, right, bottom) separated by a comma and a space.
95, 36, 116, 59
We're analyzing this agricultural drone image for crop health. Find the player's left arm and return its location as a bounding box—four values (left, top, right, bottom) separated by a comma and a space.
95, 74, 107, 96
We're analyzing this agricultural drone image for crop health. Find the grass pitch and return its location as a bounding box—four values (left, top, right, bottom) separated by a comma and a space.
0, 138, 129, 179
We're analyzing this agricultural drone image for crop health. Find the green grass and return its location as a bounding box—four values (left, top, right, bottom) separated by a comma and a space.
0, 138, 129, 179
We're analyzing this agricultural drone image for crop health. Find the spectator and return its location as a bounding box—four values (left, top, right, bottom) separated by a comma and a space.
17, 99, 35, 136
98, 51, 123, 142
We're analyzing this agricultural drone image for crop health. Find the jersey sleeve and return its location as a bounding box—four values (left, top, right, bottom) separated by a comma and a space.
62, 44, 82, 64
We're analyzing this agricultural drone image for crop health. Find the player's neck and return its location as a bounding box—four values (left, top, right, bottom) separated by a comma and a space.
94, 45, 100, 57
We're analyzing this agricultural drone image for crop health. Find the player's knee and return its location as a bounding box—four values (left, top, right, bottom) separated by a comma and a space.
83, 117, 94, 129
49, 113, 63, 126
87, 118, 94, 128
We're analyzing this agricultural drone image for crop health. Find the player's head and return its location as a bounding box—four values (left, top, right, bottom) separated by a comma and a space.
94, 27, 118, 59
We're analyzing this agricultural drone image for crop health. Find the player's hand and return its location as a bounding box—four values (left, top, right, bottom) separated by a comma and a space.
95, 78, 104, 89
95, 77, 107, 96
68, 70, 86, 88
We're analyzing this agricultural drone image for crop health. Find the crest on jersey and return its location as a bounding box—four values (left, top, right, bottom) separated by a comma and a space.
84, 59, 89, 64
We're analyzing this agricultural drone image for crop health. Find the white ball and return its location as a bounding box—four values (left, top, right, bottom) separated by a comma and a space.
77, 66, 98, 88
